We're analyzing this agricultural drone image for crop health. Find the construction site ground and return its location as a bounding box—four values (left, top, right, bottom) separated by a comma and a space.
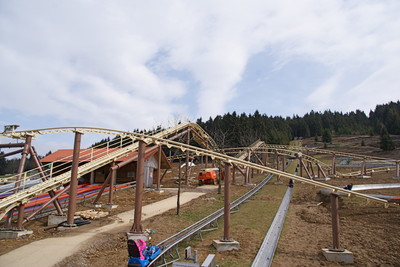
1, 136, 400, 266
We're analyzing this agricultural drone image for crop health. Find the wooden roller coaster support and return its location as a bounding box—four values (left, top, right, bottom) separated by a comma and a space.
307, 161, 315, 178
281, 155, 286, 172
130, 139, 146, 233
185, 129, 190, 185
361, 158, 367, 176
299, 156, 313, 179
275, 150, 279, 170
331, 154, 336, 176
66, 131, 82, 227
9, 135, 32, 230
222, 162, 232, 241
245, 149, 251, 184
317, 162, 327, 178
28, 146, 63, 216
396, 161, 400, 178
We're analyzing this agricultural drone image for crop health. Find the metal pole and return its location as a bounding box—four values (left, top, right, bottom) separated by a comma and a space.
185, 130, 190, 185
156, 145, 162, 191
177, 158, 181, 215
222, 162, 232, 241
108, 162, 116, 205
218, 166, 222, 194
330, 193, 342, 251
299, 157, 303, 177
131, 139, 146, 233
66, 131, 82, 226
362, 158, 367, 176
332, 154, 336, 176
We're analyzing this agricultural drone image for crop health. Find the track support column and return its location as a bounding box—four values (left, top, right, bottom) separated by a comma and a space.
331, 154, 336, 177
129, 140, 147, 239
156, 145, 163, 191
107, 162, 117, 206
212, 162, 240, 251
322, 193, 354, 263
66, 131, 83, 227
185, 129, 190, 185
394, 161, 400, 179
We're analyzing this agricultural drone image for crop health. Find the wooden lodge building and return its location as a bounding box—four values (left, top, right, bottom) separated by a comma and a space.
40, 147, 172, 187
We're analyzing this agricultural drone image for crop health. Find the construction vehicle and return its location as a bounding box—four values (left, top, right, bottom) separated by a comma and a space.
197, 168, 223, 185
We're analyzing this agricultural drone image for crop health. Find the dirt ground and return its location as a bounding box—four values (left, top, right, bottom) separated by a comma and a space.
274, 174, 400, 267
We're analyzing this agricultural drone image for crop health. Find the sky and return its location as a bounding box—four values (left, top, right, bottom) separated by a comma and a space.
1, 0, 400, 153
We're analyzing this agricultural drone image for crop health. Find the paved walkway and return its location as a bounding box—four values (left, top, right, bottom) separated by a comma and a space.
0, 192, 205, 267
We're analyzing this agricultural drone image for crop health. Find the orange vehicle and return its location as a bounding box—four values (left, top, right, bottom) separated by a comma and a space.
197, 168, 223, 185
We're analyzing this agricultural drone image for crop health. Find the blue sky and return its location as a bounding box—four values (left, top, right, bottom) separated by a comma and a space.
1, 0, 400, 154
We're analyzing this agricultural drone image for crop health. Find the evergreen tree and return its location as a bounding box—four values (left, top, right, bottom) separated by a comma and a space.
0, 152, 6, 175
322, 128, 332, 143
380, 126, 395, 151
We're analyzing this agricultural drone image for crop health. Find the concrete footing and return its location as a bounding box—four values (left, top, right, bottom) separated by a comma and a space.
48, 215, 79, 226
314, 177, 331, 181
357, 175, 371, 179
127, 231, 150, 242
212, 239, 240, 251
322, 248, 353, 264
154, 189, 165, 194
0, 229, 33, 239
86, 203, 118, 209
274, 181, 283, 185
102, 204, 118, 210
244, 183, 256, 187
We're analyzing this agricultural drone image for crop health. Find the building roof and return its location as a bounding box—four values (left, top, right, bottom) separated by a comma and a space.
40, 147, 171, 169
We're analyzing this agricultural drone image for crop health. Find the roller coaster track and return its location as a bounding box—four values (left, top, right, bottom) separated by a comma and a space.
0, 123, 395, 221
149, 174, 275, 266
0, 122, 216, 220
224, 145, 397, 162
225, 144, 335, 174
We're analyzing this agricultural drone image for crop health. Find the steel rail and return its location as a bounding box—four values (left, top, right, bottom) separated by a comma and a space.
148, 174, 274, 266
251, 186, 293, 267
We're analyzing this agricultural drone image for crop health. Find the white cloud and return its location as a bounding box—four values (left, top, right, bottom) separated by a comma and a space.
0, 0, 400, 130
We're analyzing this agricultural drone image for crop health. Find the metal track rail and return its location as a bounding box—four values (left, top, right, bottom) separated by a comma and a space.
251, 186, 293, 267
148, 174, 274, 266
